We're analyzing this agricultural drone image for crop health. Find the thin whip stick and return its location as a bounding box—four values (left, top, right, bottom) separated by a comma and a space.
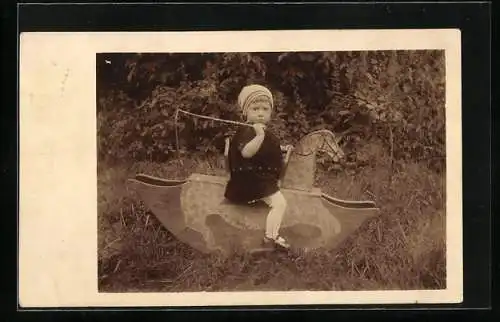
174, 108, 252, 166
177, 108, 252, 127
174, 108, 181, 167
174, 109, 342, 161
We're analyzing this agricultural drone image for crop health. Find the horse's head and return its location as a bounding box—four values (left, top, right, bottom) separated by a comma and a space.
281, 129, 346, 192
294, 129, 345, 163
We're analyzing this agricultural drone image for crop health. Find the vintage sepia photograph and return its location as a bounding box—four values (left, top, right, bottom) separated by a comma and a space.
97, 49, 447, 293
19, 29, 463, 307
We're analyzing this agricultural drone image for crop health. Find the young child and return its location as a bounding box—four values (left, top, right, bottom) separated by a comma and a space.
224, 84, 290, 250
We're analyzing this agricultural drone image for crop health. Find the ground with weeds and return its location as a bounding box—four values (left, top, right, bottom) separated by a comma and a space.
98, 149, 446, 292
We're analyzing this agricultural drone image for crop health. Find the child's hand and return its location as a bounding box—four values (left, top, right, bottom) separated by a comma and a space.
253, 123, 266, 136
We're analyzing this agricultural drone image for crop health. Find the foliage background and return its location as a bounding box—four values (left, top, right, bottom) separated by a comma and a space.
97, 51, 447, 292
97, 51, 445, 172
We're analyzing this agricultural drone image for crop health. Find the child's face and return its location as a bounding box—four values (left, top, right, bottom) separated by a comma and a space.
245, 99, 272, 124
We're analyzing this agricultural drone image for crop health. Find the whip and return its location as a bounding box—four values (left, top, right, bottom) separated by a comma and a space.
174, 108, 252, 164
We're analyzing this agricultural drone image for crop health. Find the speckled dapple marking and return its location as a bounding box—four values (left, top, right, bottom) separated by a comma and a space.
127, 129, 378, 256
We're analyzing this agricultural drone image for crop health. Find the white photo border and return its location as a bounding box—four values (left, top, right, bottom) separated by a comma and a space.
18, 29, 462, 307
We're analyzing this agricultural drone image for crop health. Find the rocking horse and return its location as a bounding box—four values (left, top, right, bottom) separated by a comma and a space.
127, 119, 380, 255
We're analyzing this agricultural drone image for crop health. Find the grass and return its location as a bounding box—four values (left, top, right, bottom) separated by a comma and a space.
98, 149, 446, 292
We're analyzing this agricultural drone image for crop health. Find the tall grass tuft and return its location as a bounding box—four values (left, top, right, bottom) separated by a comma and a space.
98, 150, 445, 292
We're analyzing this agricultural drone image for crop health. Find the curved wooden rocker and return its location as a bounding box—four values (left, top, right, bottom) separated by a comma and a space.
127, 130, 380, 255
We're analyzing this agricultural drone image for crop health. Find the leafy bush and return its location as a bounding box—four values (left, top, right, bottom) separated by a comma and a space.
97, 51, 445, 172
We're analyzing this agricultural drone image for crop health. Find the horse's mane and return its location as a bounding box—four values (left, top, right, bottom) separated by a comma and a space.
296, 129, 341, 148
298, 129, 338, 141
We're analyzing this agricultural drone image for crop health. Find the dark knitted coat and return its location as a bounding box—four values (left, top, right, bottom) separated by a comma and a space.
224, 126, 284, 204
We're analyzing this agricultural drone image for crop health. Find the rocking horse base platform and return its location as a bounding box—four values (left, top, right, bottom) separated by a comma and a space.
127, 172, 380, 256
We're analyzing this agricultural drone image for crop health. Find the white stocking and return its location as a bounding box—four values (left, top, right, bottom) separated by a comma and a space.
262, 191, 287, 239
